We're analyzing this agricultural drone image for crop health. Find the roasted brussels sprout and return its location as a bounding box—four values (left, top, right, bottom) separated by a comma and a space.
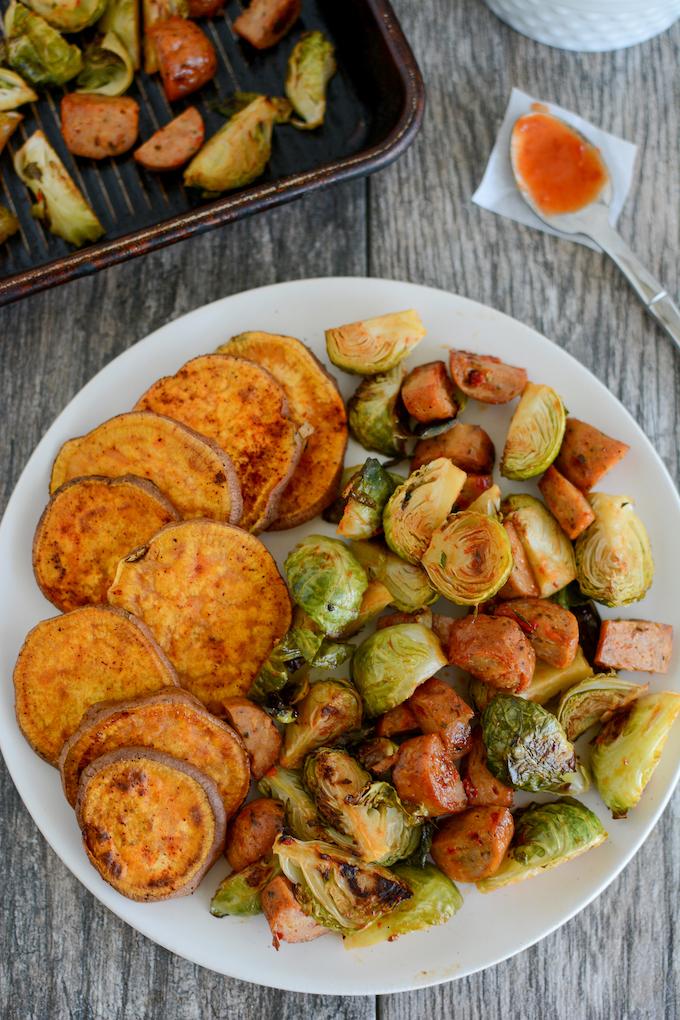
184, 95, 279, 193
467, 482, 502, 516
352, 623, 447, 717
339, 580, 393, 638
258, 764, 339, 843
311, 640, 354, 670
280, 678, 363, 768
98, 0, 140, 69
285, 30, 335, 130
14, 132, 104, 247
0, 67, 37, 110
521, 646, 593, 704
23, 0, 107, 31
575, 494, 654, 607
284, 535, 368, 638
337, 458, 397, 540
76, 32, 133, 96
274, 834, 412, 933
503, 494, 576, 597
344, 862, 462, 948
249, 628, 306, 703
481, 694, 576, 792
591, 692, 680, 818
0, 205, 20, 244
348, 366, 408, 457
422, 510, 513, 606
356, 736, 399, 776
210, 856, 280, 917
350, 540, 438, 612
477, 798, 607, 892
5, 2, 82, 86
501, 382, 566, 480
557, 674, 647, 741
383, 458, 466, 564
327, 309, 425, 376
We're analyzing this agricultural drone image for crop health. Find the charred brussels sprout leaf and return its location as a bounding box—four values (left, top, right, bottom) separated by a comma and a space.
503, 494, 576, 597
501, 382, 566, 480
337, 458, 397, 540
279, 678, 363, 768
274, 835, 412, 933
591, 692, 680, 818
23, 0, 106, 31
184, 95, 279, 194
350, 539, 438, 613
348, 366, 408, 457
211, 91, 292, 124
557, 674, 647, 741
352, 623, 447, 717
0, 66, 37, 110
575, 494, 654, 607
477, 798, 607, 891
6, 2, 82, 86
258, 765, 343, 843
327, 309, 426, 376
98, 0, 140, 69
210, 856, 280, 916
285, 30, 335, 130
76, 31, 133, 95
287, 608, 353, 669
248, 629, 306, 702
284, 535, 368, 638
422, 510, 513, 605
0, 205, 20, 244
481, 694, 576, 792
384, 458, 466, 564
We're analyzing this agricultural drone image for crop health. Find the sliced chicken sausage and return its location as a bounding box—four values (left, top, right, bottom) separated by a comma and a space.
61, 94, 139, 159
493, 598, 579, 669
223, 696, 282, 779
431, 806, 514, 882
134, 107, 204, 171
406, 677, 474, 756
224, 797, 285, 872
445, 615, 535, 692
449, 350, 527, 404
392, 733, 467, 816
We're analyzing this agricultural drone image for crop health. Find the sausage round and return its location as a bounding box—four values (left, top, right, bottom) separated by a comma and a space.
431, 806, 514, 881
462, 728, 513, 808
392, 733, 467, 816
411, 423, 495, 474
446, 614, 535, 692
407, 677, 474, 756
134, 107, 204, 171
225, 797, 284, 872
148, 17, 217, 102
449, 350, 527, 404
223, 696, 282, 779
493, 598, 579, 669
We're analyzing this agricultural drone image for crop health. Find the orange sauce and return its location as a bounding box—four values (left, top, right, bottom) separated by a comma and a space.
512, 108, 608, 215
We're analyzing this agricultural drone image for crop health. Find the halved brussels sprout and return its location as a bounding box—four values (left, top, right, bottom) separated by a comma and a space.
0, 67, 37, 110
501, 382, 566, 480
503, 494, 576, 597
0, 205, 20, 244
258, 764, 343, 844
422, 510, 513, 606
481, 693, 576, 792
76, 32, 133, 95
339, 580, 393, 638
280, 678, 363, 768
326, 309, 425, 376
14, 131, 104, 247
557, 674, 647, 741
274, 834, 412, 933
352, 623, 447, 717
337, 458, 397, 540
344, 863, 462, 948
384, 458, 466, 564
284, 535, 368, 638
248, 629, 306, 703
575, 494, 654, 607
184, 95, 279, 194
285, 30, 335, 130
311, 640, 354, 670
520, 646, 593, 704
350, 539, 438, 612
98, 0, 140, 69
591, 692, 680, 818
210, 856, 280, 916
23, 0, 107, 31
467, 483, 502, 516
5, 2, 82, 86
348, 366, 408, 457
477, 798, 607, 892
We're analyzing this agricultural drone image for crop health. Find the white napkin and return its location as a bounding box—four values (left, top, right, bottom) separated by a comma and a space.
472, 87, 638, 251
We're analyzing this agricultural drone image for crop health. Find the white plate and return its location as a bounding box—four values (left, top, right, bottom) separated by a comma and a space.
1, 278, 678, 995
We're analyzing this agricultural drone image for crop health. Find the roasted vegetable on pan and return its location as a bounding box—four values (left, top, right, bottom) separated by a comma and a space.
575, 494, 653, 606
99, 0, 141, 69
22, 0, 107, 32
5, 2, 82, 86
352, 623, 447, 717
481, 694, 576, 792
422, 510, 513, 605
285, 30, 335, 130
75, 32, 134, 96
326, 309, 425, 375
184, 94, 279, 193
0, 66, 37, 109
501, 382, 566, 479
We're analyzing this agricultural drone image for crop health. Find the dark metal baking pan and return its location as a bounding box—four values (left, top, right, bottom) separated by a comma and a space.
0, 0, 424, 306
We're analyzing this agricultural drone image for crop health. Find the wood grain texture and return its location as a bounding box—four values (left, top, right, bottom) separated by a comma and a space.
1, 0, 679, 1015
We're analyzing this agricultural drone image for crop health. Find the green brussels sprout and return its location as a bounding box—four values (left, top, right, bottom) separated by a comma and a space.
337, 458, 398, 540
274, 834, 412, 933
501, 382, 566, 480
284, 535, 368, 638
327, 309, 426, 376
348, 366, 408, 457
384, 458, 467, 564
248, 629, 306, 702
258, 764, 341, 843
350, 539, 438, 612
23, 0, 107, 32
422, 510, 513, 606
98, 0, 140, 69
280, 678, 363, 768
591, 692, 680, 818
561, 760, 591, 796
0, 205, 20, 244
352, 623, 447, 717
285, 30, 335, 130
575, 494, 654, 607
344, 862, 462, 948
481, 694, 576, 792
0, 66, 38, 110
210, 856, 280, 917
503, 494, 577, 597
557, 673, 647, 741
76, 31, 133, 96
311, 639, 354, 670
14, 131, 104, 247
521, 646, 593, 705
5, 2, 82, 86
303, 748, 421, 865
477, 798, 607, 892
184, 95, 279, 194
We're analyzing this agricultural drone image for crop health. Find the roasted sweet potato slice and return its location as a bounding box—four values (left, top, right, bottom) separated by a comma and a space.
50, 411, 241, 523
13, 605, 178, 765
108, 519, 292, 714
135, 355, 302, 532
33, 475, 179, 612
59, 687, 249, 816
76, 747, 226, 901
218, 332, 348, 529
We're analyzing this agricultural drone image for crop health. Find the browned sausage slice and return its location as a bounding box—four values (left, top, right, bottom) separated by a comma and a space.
376, 608, 432, 630
233, 0, 301, 49
134, 107, 204, 171
412, 423, 495, 474
555, 418, 629, 491
493, 598, 579, 669
375, 703, 418, 739
188, 0, 223, 14
392, 733, 467, 816
595, 620, 673, 674
454, 473, 493, 511
401, 362, 459, 423
431, 806, 514, 881
61, 94, 139, 159
406, 677, 474, 756
498, 520, 540, 599
445, 615, 535, 692
538, 465, 595, 539
224, 797, 285, 872
449, 350, 527, 404
223, 696, 282, 779
148, 17, 217, 101
462, 729, 513, 808
261, 875, 328, 948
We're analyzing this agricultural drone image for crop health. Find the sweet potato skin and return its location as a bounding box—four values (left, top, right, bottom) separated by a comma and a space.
406, 677, 474, 756
431, 806, 514, 882
401, 361, 458, 423
445, 615, 535, 693
61, 94, 139, 159
595, 620, 673, 674
392, 733, 467, 816
493, 598, 579, 669
449, 350, 527, 404
233, 0, 301, 49
225, 798, 284, 872
148, 17, 217, 101
411, 423, 495, 474
555, 418, 630, 491
134, 107, 204, 171
223, 696, 282, 779
462, 729, 513, 808
261, 875, 328, 948
538, 465, 595, 539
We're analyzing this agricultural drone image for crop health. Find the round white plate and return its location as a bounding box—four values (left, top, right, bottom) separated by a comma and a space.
1, 278, 678, 995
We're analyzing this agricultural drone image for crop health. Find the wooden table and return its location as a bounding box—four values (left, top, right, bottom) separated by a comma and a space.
1, 2, 678, 1016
